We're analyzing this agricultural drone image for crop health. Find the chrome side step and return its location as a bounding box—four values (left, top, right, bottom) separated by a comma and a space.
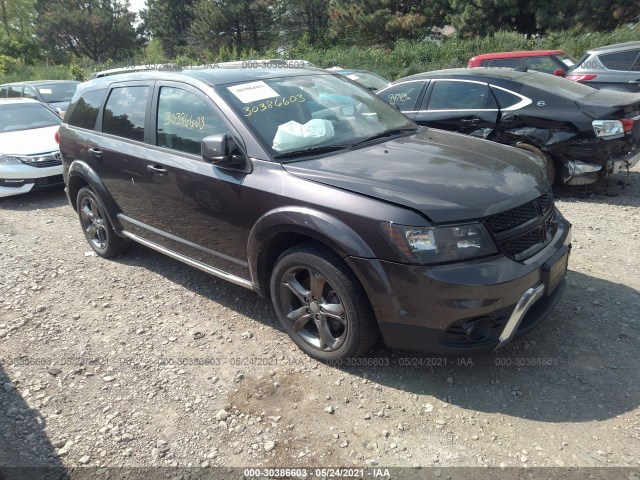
121, 231, 253, 290
495, 283, 545, 350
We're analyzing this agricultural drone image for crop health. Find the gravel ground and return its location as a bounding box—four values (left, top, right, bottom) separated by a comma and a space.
1, 168, 639, 478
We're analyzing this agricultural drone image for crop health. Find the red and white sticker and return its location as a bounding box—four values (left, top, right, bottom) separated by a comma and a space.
228, 81, 280, 104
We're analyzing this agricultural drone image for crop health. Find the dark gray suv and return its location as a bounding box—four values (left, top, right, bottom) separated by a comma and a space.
58, 66, 571, 360
567, 41, 640, 92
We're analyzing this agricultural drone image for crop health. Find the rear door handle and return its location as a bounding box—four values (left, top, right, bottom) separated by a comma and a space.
629, 80, 640, 84
147, 165, 168, 176
461, 117, 480, 125
88, 147, 102, 158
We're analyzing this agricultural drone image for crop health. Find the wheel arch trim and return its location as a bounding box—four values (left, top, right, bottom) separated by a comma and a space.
247, 206, 376, 295
67, 160, 122, 230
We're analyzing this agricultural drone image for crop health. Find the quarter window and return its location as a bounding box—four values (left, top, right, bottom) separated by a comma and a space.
379, 83, 423, 110
491, 87, 522, 109
103, 86, 149, 142
23, 86, 38, 100
157, 87, 226, 155
68, 89, 106, 130
427, 81, 497, 110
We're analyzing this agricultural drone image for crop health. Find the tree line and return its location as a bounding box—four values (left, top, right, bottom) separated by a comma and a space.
1, 0, 638, 67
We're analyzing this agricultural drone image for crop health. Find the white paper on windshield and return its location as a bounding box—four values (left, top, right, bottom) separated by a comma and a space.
272, 119, 335, 152
38, 88, 53, 94
346, 74, 360, 80
227, 81, 279, 103
562, 59, 575, 66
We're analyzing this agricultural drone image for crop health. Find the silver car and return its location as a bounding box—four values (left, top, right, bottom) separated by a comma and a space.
566, 41, 640, 93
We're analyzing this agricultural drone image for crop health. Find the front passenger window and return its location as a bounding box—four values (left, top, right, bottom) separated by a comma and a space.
157, 87, 226, 155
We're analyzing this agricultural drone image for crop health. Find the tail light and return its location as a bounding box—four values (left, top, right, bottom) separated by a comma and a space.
565, 74, 597, 82
592, 119, 630, 138
55, 130, 60, 144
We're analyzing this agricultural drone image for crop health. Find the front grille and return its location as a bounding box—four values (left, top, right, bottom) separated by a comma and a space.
483, 191, 556, 260
19, 151, 61, 169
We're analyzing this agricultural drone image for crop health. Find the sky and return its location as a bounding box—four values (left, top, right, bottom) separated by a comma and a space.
129, 0, 146, 12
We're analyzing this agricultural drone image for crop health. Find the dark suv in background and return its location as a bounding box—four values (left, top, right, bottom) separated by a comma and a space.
58, 66, 571, 360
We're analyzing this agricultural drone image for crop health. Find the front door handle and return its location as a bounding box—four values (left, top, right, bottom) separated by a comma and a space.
88, 147, 102, 159
147, 165, 168, 176
629, 80, 640, 85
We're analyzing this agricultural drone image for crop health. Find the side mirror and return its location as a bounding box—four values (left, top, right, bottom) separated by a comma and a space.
553, 68, 566, 77
201, 134, 249, 171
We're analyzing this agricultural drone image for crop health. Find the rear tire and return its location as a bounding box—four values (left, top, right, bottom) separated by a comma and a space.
516, 143, 556, 185
76, 186, 128, 258
270, 243, 379, 361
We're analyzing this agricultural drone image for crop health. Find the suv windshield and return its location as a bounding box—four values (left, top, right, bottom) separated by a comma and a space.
217, 73, 416, 158
36, 82, 79, 103
0, 103, 61, 133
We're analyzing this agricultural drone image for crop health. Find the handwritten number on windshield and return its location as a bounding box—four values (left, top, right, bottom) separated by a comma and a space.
243, 94, 306, 117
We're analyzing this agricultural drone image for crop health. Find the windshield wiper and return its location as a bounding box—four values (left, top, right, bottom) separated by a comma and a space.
353, 127, 419, 146
273, 144, 352, 160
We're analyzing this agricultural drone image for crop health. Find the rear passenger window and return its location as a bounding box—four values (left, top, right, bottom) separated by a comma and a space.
156, 87, 226, 155
427, 81, 496, 110
599, 50, 640, 72
67, 89, 106, 130
379, 83, 423, 110
103, 86, 148, 142
8, 86, 22, 98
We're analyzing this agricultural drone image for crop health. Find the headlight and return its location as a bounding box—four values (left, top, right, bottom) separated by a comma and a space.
592, 120, 624, 138
380, 222, 497, 265
0, 156, 23, 165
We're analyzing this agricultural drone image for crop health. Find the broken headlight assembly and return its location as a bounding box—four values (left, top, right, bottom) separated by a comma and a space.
380, 222, 497, 265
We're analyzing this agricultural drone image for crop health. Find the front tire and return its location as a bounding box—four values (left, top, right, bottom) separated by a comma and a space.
76, 186, 128, 258
270, 243, 379, 361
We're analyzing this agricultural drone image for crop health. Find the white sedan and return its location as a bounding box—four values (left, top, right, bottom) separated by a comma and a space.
0, 98, 62, 197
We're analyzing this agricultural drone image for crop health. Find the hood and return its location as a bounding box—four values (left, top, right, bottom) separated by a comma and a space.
576, 89, 640, 119
0, 125, 60, 156
283, 129, 548, 223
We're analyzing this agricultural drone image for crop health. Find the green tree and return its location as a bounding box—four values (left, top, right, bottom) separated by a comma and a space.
34, 0, 141, 62
448, 0, 640, 37
329, 0, 436, 46
188, 0, 274, 55
271, 0, 330, 47
0, 0, 42, 63
140, 0, 195, 58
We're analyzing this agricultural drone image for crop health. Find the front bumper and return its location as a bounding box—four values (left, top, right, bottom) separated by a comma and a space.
0, 164, 63, 198
347, 215, 571, 354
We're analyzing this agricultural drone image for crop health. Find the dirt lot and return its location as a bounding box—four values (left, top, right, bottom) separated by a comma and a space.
1, 168, 639, 478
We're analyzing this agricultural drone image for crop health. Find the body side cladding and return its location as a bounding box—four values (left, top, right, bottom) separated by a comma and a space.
66, 160, 123, 231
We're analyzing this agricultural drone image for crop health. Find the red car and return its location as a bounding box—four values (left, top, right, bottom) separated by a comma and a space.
468, 50, 577, 76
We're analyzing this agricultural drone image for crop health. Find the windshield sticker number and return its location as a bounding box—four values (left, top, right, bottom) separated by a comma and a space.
228, 81, 280, 103
243, 94, 306, 117
387, 93, 411, 103
164, 112, 206, 130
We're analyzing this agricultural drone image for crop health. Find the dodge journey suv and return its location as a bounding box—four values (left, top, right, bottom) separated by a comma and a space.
58, 66, 572, 360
